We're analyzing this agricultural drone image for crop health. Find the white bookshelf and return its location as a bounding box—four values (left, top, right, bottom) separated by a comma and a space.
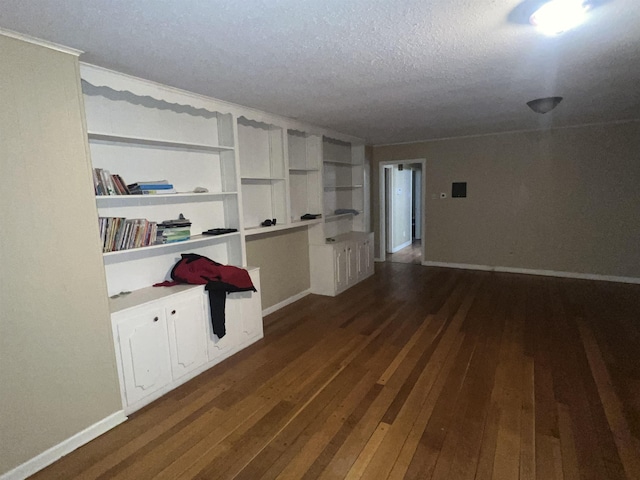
238, 117, 288, 230
82, 67, 244, 299
308, 136, 371, 296
288, 129, 322, 224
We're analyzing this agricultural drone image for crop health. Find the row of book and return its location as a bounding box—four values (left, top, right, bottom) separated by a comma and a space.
93, 168, 130, 196
99, 216, 193, 252
99, 217, 158, 253
129, 180, 177, 195
92, 168, 177, 196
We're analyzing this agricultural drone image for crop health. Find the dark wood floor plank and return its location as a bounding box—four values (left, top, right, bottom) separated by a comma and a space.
28, 264, 640, 480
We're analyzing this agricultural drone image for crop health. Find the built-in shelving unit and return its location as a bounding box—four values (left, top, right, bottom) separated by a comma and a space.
319, 136, 366, 239
308, 135, 371, 296
81, 65, 266, 416
287, 129, 322, 224
82, 66, 244, 299
238, 117, 287, 230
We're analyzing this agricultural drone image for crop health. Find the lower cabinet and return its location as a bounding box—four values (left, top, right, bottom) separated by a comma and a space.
310, 232, 374, 296
111, 267, 262, 414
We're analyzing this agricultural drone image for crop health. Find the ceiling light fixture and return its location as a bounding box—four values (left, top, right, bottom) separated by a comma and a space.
527, 96, 564, 114
530, 0, 591, 35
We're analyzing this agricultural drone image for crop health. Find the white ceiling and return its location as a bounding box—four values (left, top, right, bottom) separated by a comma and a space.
1, 0, 639, 144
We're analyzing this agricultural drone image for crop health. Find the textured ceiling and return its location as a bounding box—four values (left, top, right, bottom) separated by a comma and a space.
1, 0, 639, 144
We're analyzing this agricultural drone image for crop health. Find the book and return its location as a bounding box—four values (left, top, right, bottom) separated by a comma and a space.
136, 184, 174, 190
131, 188, 177, 195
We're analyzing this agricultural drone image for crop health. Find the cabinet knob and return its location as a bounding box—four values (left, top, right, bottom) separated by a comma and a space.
153, 316, 159, 322
171, 310, 176, 315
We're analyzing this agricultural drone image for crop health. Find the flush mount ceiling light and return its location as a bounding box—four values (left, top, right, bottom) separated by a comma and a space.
530, 0, 591, 35
527, 96, 564, 114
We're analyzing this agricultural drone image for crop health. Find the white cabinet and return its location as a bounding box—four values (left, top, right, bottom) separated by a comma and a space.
112, 273, 262, 414
113, 304, 175, 409
206, 267, 263, 361
310, 232, 374, 296
166, 293, 208, 381
308, 136, 372, 297
334, 245, 348, 293
357, 235, 375, 281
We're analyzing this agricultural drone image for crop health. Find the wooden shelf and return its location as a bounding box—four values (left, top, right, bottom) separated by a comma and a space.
103, 232, 240, 259
88, 132, 234, 152
289, 168, 320, 173
240, 177, 286, 181
324, 212, 363, 221
244, 219, 321, 236
96, 191, 237, 206
323, 185, 364, 190
323, 159, 357, 166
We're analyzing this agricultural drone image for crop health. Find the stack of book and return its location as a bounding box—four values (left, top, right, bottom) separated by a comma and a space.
99, 217, 158, 252
128, 180, 176, 195
93, 168, 130, 195
156, 215, 192, 244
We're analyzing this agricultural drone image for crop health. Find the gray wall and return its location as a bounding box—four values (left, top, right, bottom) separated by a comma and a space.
0, 34, 121, 475
372, 121, 640, 278
246, 228, 311, 309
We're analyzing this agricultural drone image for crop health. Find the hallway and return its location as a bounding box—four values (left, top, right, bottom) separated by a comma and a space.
386, 239, 422, 265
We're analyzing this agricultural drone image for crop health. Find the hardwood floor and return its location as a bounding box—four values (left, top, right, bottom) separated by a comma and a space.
386, 240, 422, 264
31, 263, 640, 479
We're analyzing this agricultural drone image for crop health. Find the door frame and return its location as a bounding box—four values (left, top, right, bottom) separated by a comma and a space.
377, 158, 427, 263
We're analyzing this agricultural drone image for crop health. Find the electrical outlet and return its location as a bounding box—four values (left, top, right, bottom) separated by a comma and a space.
440, 192, 447, 199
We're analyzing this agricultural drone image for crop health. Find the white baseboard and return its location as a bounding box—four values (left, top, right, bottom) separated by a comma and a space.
262, 289, 312, 316
1, 410, 127, 480
421, 261, 640, 285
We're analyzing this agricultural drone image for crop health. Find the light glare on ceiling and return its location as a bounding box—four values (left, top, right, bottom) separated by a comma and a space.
530, 0, 590, 35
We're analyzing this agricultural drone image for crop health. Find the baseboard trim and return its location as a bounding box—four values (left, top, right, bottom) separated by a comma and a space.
1, 410, 127, 480
262, 289, 312, 316
421, 261, 640, 285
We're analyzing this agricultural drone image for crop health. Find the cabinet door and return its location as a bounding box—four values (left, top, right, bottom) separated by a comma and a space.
207, 293, 239, 363
166, 292, 208, 381
115, 307, 172, 406
367, 236, 375, 276
358, 236, 375, 280
346, 242, 357, 286
335, 245, 348, 293
357, 240, 367, 281
240, 268, 263, 342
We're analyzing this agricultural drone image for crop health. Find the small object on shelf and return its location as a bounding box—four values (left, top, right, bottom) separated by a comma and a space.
261, 218, 277, 227
157, 214, 191, 244
300, 213, 322, 220
159, 213, 191, 228
202, 228, 238, 236
326, 237, 336, 243
193, 187, 209, 193
128, 180, 176, 195
334, 208, 360, 216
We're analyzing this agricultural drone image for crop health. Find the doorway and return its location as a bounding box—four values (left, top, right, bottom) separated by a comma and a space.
379, 159, 426, 265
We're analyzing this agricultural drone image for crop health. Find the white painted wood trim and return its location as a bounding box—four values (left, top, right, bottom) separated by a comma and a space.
0, 411, 126, 480
421, 261, 640, 285
0, 28, 83, 55
262, 289, 312, 316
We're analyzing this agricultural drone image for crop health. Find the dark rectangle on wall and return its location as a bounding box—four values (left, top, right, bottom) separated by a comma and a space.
452, 182, 467, 198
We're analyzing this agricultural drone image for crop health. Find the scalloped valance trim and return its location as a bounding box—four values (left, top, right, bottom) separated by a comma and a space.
81, 79, 223, 120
